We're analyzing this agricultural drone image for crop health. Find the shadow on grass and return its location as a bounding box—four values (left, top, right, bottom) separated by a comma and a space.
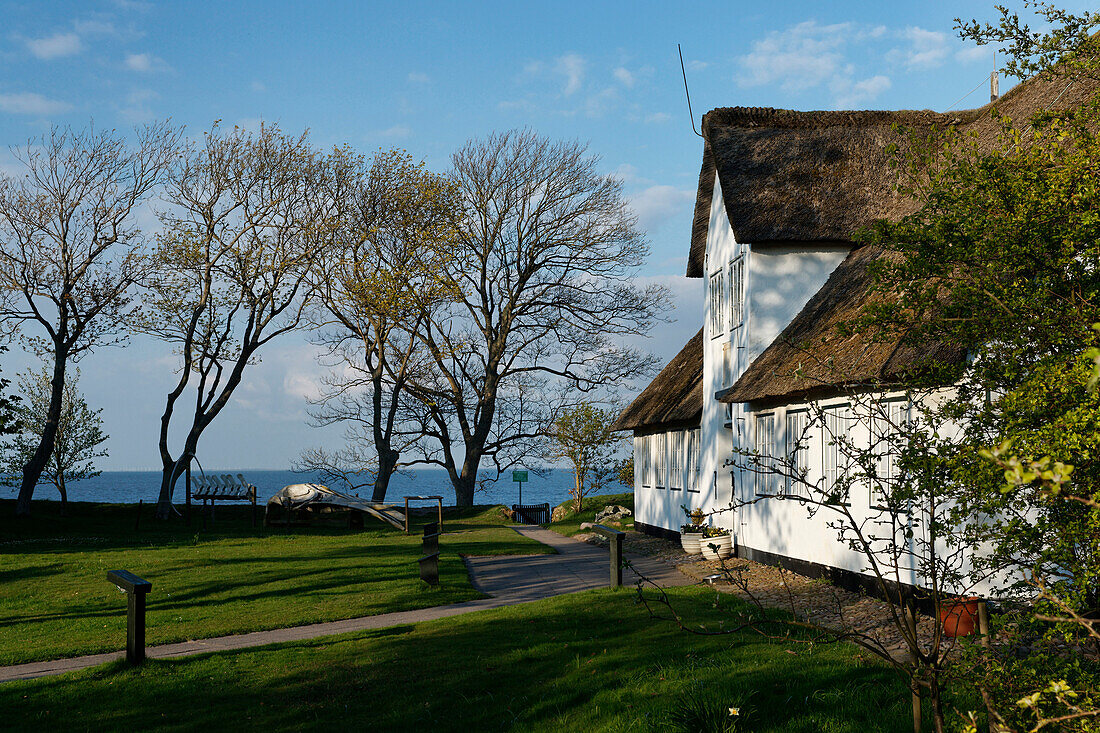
1, 589, 913, 733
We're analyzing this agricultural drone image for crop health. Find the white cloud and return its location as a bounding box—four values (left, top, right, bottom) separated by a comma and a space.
125, 52, 169, 72
555, 53, 585, 96
377, 124, 411, 138
737, 21, 854, 91
251, 80, 266, 93
0, 92, 72, 116
119, 88, 157, 122
832, 74, 892, 109
630, 185, 695, 234
73, 19, 117, 36
284, 371, 324, 403
645, 112, 671, 124
895, 27, 950, 69
26, 32, 82, 60
956, 45, 990, 64
613, 66, 635, 87
407, 71, 430, 84
738, 21, 895, 108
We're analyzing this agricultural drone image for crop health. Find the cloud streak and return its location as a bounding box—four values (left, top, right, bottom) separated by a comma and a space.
26, 32, 82, 60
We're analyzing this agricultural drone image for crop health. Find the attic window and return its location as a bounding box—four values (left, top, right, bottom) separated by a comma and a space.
728, 255, 745, 331
708, 270, 725, 337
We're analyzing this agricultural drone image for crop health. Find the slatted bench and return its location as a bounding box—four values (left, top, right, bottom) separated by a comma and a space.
191, 473, 258, 526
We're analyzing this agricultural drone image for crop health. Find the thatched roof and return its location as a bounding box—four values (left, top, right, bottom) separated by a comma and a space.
686, 68, 1100, 278
612, 329, 703, 432
716, 246, 966, 404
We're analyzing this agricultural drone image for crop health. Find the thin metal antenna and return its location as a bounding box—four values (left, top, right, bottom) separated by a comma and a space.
679, 44, 703, 138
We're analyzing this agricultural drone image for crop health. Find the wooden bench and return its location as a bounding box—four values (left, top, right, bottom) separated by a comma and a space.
191, 473, 258, 526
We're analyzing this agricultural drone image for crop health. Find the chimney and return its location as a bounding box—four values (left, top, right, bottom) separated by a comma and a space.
990, 70, 999, 102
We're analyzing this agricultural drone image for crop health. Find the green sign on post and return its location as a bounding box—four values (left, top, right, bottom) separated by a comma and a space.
513, 470, 528, 504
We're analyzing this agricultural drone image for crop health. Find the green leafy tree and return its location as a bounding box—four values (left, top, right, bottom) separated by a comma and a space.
3, 365, 107, 515
547, 403, 623, 515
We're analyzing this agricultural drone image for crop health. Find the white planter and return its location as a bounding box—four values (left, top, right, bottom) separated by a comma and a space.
680, 532, 704, 555
700, 534, 733, 560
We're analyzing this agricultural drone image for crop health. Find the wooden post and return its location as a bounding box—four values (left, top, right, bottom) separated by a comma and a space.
419, 522, 440, 586
404, 496, 410, 534
592, 524, 625, 588
436, 497, 443, 532
107, 570, 152, 665
609, 531, 623, 588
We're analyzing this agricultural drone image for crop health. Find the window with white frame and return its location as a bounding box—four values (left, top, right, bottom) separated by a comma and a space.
871, 400, 908, 508
822, 405, 853, 499
708, 270, 725, 337
686, 428, 700, 492
655, 432, 667, 489
784, 410, 811, 497
636, 435, 649, 488
669, 431, 683, 490
728, 255, 745, 331
754, 413, 781, 495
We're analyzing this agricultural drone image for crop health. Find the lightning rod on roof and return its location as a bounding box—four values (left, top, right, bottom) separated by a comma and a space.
679, 44, 703, 138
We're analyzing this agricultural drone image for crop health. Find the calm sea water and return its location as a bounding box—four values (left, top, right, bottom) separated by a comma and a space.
2, 468, 583, 508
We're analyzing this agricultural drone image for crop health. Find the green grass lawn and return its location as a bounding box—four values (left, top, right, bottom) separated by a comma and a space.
0, 500, 549, 666
548, 492, 635, 536
1, 586, 914, 732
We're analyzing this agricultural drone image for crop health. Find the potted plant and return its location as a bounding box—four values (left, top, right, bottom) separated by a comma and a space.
939, 597, 982, 638
680, 507, 707, 554
701, 526, 733, 560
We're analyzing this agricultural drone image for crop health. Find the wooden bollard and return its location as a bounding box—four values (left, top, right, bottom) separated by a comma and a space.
107, 570, 152, 665
592, 525, 625, 588
419, 522, 441, 586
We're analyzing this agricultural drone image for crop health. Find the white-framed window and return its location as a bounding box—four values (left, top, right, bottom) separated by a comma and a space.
754, 412, 780, 495
669, 431, 683, 490
784, 409, 811, 497
708, 269, 725, 337
871, 400, 908, 508
655, 432, 667, 489
823, 405, 853, 497
636, 435, 649, 488
685, 428, 700, 492
728, 255, 745, 331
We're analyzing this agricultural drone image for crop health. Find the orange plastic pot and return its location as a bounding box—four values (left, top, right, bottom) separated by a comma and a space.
939, 597, 981, 638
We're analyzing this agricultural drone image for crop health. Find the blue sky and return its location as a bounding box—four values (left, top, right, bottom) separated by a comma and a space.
0, 1, 1083, 470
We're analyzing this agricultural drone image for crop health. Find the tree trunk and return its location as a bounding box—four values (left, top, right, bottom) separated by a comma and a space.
15, 350, 67, 517
372, 448, 398, 503
454, 456, 479, 506
57, 475, 67, 517
573, 469, 583, 514
155, 453, 191, 520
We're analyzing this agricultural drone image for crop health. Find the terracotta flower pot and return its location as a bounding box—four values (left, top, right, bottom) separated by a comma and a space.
939, 597, 981, 638
701, 533, 733, 560
680, 532, 704, 555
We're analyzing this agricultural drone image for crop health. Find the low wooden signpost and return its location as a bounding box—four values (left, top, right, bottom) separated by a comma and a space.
590, 525, 625, 588
419, 522, 441, 586
107, 569, 152, 665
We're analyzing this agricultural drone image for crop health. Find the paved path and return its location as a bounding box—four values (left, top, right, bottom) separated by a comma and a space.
0, 526, 693, 683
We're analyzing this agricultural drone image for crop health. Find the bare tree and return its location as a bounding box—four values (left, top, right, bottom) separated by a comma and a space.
0, 123, 179, 517
305, 149, 457, 502
140, 124, 347, 519
409, 130, 668, 506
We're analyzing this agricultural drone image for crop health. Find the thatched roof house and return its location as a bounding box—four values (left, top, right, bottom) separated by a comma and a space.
619, 65, 1100, 425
